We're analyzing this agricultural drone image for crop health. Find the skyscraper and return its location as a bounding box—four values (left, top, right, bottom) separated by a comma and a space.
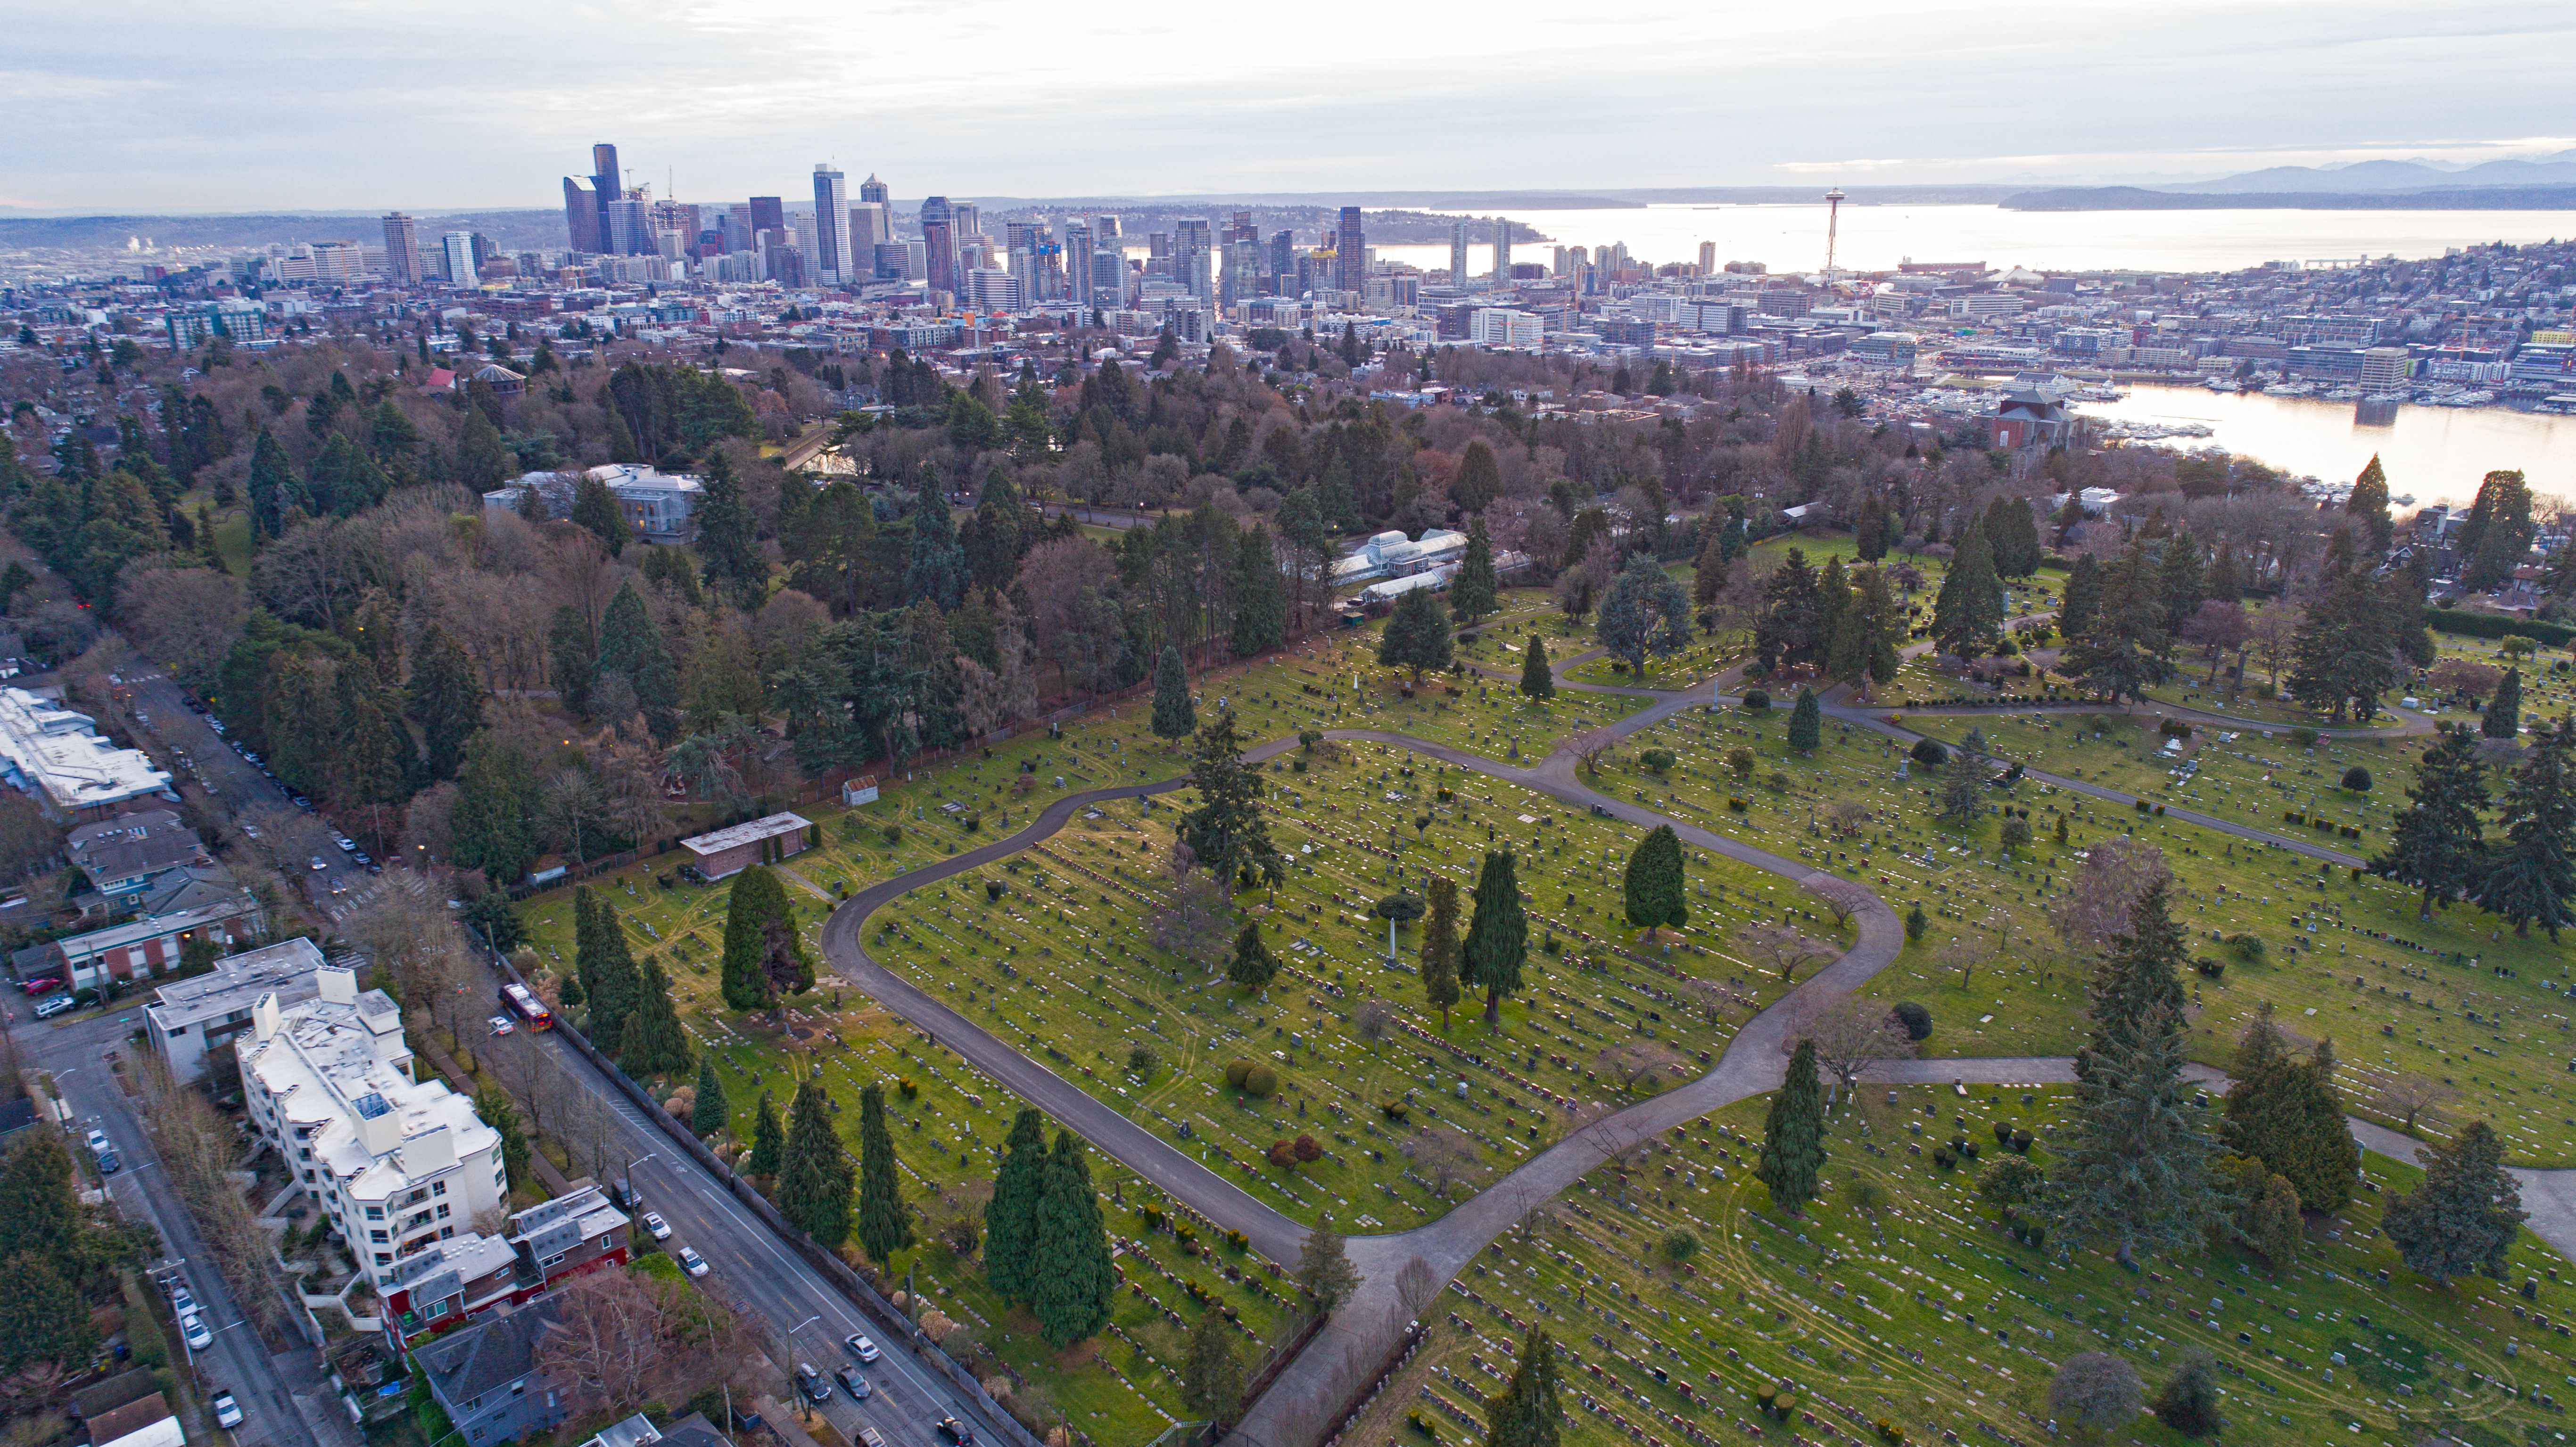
1492, 217, 1512, 290
919, 196, 957, 298
1222, 239, 1261, 307
1697, 240, 1717, 276
1450, 218, 1469, 288
381, 213, 421, 286
1268, 230, 1295, 289
1335, 206, 1365, 294
1175, 218, 1213, 301
590, 144, 621, 250
559, 181, 598, 254
859, 173, 890, 207
440, 230, 478, 286
1064, 222, 1092, 304
749, 196, 784, 235
811, 164, 850, 283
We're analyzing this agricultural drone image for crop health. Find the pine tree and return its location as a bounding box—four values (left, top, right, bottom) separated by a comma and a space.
2151, 1351, 2224, 1438
1936, 729, 1988, 825
1519, 632, 1554, 700
2472, 715, 2576, 939
2373, 724, 2491, 921
1462, 849, 1528, 1025
570, 475, 629, 555
1229, 525, 1286, 658
1379, 585, 1455, 682
0, 1134, 81, 1267
2051, 880, 2220, 1263
1293, 1217, 1362, 1311
1595, 553, 1691, 674
449, 734, 537, 884
1622, 825, 1688, 931
2347, 454, 2394, 555
596, 581, 680, 736
1786, 687, 1821, 753
2384, 1119, 2526, 1284
690, 1054, 730, 1136
854, 1084, 913, 1263
1451, 518, 1499, 624
1181, 1304, 1247, 1419
1757, 1038, 1824, 1215
905, 476, 967, 611
1180, 707, 1285, 886
984, 1109, 1049, 1304
746, 1092, 784, 1177
0, 1254, 95, 1373
719, 865, 805, 1010
583, 894, 643, 1060
2218, 1017, 2360, 1212
1421, 876, 1462, 1029
2058, 554, 2102, 641
1814, 556, 1851, 669
697, 448, 765, 606
406, 623, 484, 779
776, 1081, 852, 1248
1854, 493, 1888, 562
1983, 496, 2040, 578
619, 957, 693, 1077
1151, 645, 1196, 741
1931, 521, 2004, 662
1451, 440, 1503, 514
1029, 1131, 1115, 1346
246, 427, 302, 537
2486, 667, 2523, 740
309, 431, 387, 517
1226, 921, 1280, 991
1483, 1328, 1564, 1447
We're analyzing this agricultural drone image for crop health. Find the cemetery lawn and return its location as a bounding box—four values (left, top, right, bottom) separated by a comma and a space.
1361, 1084, 2571, 1447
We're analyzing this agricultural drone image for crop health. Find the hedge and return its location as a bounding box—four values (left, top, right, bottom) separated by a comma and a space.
2424, 608, 2573, 647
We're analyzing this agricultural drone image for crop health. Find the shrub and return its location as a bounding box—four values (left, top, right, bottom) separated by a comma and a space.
1725, 747, 1755, 779
2158, 717, 2192, 739
2341, 765, 2372, 792
1641, 748, 1676, 775
898, 1077, 918, 1099
2193, 957, 2226, 979
1742, 690, 1771, 712
1267, 1140, 1297, 1167
1242, 1065, 1279, 1098
2287, 726, 2319, 748
1660, 1228, 1700, 1263
1128, 1043, 1160, 1078
2048, 1351, 2143, 1431
882, 824, 903, 845
1910, 738, 1948, 767
1292, 1134, 1322, 1162
2225, 932, 2265, 962
1891, 1001, 1932, 1040
1224, 1059, 1254, 1089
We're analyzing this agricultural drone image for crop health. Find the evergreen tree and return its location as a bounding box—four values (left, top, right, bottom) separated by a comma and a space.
309, 431, 388, 517
1421, 875, 1463, 1029
719, 865, 807, 1009
1150, 645, 1196, 741
449, 733, 537, 884
2051, 880, 2220, 1263
571, 888, 607, 1022
1622, 825, 1688, 931
2383, 1119, 2526, 1284
1753, 546, 1822, 672
2459, 469, 2536, 593
1757, 1038, 1824, 1215
2347, 454, 2394, 556
2058, 554, 2101, 641
1029, 1131, 1116, 1346
1229, 525, 1286, 658
2473, 715, 2576, 939
1518, 632, 1554, 699
854, 1084, 913, 1263
1930, 521, 2003, 663
696, 449, 765, 606
690, 1054, 730, 1136
1853, 493, 1889, 561
2151, 1351, 2224, 1438
1813, 557, 1851, 676
246, 427, 301, 537
1461, 849, 1528, 1025
1595, 553, 1691, 674
776, 1081, 852, 1248
984, 1109, 1049, 1304
2373, 723, 2491, 921
569, 475, 629, 556
1451, 440, 1503, 514
582, 892, 643, 1058
905, 476, 967, 611
1936, 728, 1989, 825
746, 1092, 784, 1177
0, 1254, 95, 1373
596, 580, 680, 736
1379, 585, 1456, 682
619, 957, 693, 1077
0, 1134, 81, 1266
1830, 566, 1904, 700
1482, 1328, 1564, 1447
454, 406, 510, 490
1227, 921, 1279, 990
2486, 667, 2523, 740
2218, 1017, 2360, 1212
2157, 529, 2208, 634
1451, 517, 1499, 624
1181, 1304, 1247, 1420
1786, 687, 1821, 753
1983, 495, 2040, 577
1180, 707, 1286, 887
406, 622, 484, 778
2062, 544, 2174, 705
1293, 1217, 1362, 1311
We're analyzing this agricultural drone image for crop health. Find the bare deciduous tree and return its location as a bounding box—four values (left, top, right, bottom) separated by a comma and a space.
1793, 995, 1915, 1094
2048, 836, 2172, 952
1805, 876, 1874, 929
1401, 1127, 1485, 1199
1592, 1041, 1685, 1094
2375, 1074, 2457, 1134
537, 1266, 744, 1418
1395, 1258, 1441, 1321
1739, 921, 1835, 984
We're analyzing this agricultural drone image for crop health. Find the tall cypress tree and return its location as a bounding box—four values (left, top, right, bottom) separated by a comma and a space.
246, 427, 301, 538
1931, 521, 2003, 663
2219, 1016, 2360, 1212
1786, 687, 1822, 753
406, 623, 484, 779
1483, 1328, 1564, 1447
696, 448, 765, 606
1150, 645, 1195, 741
2486, 668, 2523, 740
596, 581, 679, 735
1379, 585, 1456, 682
2383, 1119, 2526, 1284
776, 1080, 851, 1248
570, 475, 629, 555
2373, 723, 2491, 921
2058, 553, 2102, 641
1229, 525, 1286, 657
1421, 876, 1462, 1030
1622, 825, 1687, 931
1029, 1131, 1116, 1346
1226, 922, 1279, 991
1182, 1305, 1247, 1420
1814, 556, 1851, 671
619, 957, 693, 1077
1451, 517, 1499, 624
1757, 1038, 1824, 1215
854, 1084, 913, 1263
1179, 707, 1285, 886
746, 1092, 784, 1177
719, 865, 805, 1010
2472, 714, 2576, 939
1461, 849, 1527, 1025
2347, 454, 2394, 555
572, 888, 607, 1024
984, 1109, 1049, 1304
690, 1054, 730, 1137
584, 896, 643, 1059
1519, 633, 1554, 700
905, 476, 967, 611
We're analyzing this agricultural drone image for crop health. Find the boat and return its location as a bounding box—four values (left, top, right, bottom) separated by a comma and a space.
2205, 378, 2242, 394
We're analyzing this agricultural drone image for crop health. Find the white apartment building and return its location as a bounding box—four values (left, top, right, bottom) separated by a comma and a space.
240, 967, 507, 1288
1470, 308, 1542, 348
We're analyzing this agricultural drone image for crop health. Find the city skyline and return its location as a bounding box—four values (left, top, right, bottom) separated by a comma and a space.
8, 0, 2576, 212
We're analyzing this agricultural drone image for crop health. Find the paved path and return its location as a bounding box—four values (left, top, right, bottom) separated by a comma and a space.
804, 648, 2569, 1447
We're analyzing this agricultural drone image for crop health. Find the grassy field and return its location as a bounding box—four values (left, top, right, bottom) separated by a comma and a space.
1353, 1084, 2573, 1447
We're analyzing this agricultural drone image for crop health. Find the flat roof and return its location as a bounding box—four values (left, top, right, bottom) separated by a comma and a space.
679, 811, 812, 857
55, 895, 255, 962
143, 937, 327, 1029
0, 687, 172, 814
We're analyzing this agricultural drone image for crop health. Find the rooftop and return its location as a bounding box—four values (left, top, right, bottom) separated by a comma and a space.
66, 809, 204, 884
53, 893, 258, 963
0, 687, 172, 815
387, 1231, 520, 1307
143, 936, 327, 1030
415, 1295, 561, 1411
679, 811, 812, 857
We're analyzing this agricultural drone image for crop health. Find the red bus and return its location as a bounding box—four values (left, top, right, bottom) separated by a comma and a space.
500, 983, 554, 1031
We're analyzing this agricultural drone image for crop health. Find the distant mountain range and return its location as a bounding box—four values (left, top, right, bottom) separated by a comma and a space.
2005, 151, 2576, 210
2171, 151, 2576, 193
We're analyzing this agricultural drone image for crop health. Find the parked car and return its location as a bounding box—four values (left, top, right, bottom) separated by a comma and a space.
677, 1246, 709, 1277
84, 1128, 109, 1154
33, 995, 76, 1019
858, 1427, 889, 1447
351, 851, 373, 866
309, 856, 328, 871
180, 1312, 212, 1351
845, 1333, 881, 1363
211, 1390, 243, 1429
20, 976, 59, 995
836, 1365, 871, 1399
169, 1283, 196, 1316
795, 1362, 830, 1403
334, 836, 355, 853
642, 1212, 670, 1241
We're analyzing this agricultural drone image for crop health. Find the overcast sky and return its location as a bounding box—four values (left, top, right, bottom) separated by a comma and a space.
8, 0, 2573, 213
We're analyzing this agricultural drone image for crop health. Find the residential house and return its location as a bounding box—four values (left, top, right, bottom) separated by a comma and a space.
381, 1184, 628, 1347
43, 891, 264, 993
83, 1390, 181, 1447
413, 1297, 566, 1446
65, 809, 207, 916
0, 687, 174, 822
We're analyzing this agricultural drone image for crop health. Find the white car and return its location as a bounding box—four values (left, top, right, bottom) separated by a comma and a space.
84, 1127, 110, 1155
171, 1285, 197, 1317
846, 1333, 881, 1363
211, 1390, 243, 1429
180, 1312, 213, 1350
309, 856, 328, 871
487, 1015, 513, 1036
676, 1246, 709, 1277
642, 1212, 670, 1241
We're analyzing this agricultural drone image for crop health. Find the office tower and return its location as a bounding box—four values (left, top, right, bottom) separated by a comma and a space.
1451, 219, 1469, 287
749, 196, 784, 234
607, 198, 651, 256
719, 204, 752, 254
1698, 240, 1716, 276
873, 242, 912, 280
1093, 248, 1125, 308
590, 144, 621, 249
1335, 206, 1365, 294
1175, 219, 1213, 300
859, 173, 889, 207
559, 180, 598, 254
1064, 222, 1092, 304
381, 213, 420, 286
1004, 221, 1039, 253
440, 230, 478, 285
1092, 214, 1121, 239
1222, 238, 1261, 307
919, 196, 957, 297
1492, 217, 1512, 289
1268, 230, 1295, 288
811, 164, 849, 283
953, 203, 982, 241
849, 200, 891, 259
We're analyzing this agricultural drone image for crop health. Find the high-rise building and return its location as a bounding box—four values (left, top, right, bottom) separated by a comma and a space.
1093, 249, 1126, 308
1335, 206, 1366, 294
954, 203, 981, 241
590, 144, 621, 250
749, 196, 784, 234
1175, 219, 1213, 300
606, 199, 651, 257
1697, 241, 1717, 276
1268, 230, 1295, 288
381, 213, 420, 286
1064, 222, 1092, 305
1221, 238, 1261, 308
1092, 214, 1121, 239
811, 164, 849, 283
440, 230, 478, 286
1492, 217, 1512, 290
919, 196, 957, 298
1450, 218, 1470, 287
849, 200, 892, 261
859, 173, 890, 207
559, 180, 598, 254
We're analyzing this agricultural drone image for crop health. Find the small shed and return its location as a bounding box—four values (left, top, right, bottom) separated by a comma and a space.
678, 812, 815, 880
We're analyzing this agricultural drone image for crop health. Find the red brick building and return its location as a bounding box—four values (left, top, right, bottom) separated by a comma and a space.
678, 812, 815, 880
